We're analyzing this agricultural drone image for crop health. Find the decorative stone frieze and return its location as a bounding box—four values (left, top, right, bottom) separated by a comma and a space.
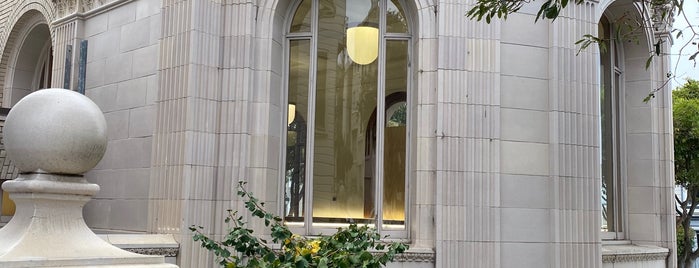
53, 0, 78, 18
124, 248, 179, 258
393, 251, 436, 263
80, 0, 106, 13
602, 245, 670, 263
602, 252, 669, 263
52, 0, 108, 19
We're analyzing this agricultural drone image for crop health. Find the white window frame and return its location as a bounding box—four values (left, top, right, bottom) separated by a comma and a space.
599, 15, 628, 241
280, 0, 413, 239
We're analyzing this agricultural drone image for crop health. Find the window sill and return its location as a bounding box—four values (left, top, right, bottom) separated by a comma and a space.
601, 244, 669, 263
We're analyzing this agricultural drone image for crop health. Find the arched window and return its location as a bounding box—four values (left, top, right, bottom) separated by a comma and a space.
599, 14, 625, 239
283, 0, 411, 235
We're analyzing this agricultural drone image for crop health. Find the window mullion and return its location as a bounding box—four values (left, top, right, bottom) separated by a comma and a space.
375, 0, 388, 232
304, 0, 319, 235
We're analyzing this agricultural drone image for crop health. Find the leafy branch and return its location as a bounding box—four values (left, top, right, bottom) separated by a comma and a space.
190, 181, 408, 268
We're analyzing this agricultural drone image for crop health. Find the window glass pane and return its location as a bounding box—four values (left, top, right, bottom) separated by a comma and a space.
313, 0, 379, 225
601, 75, 614, 232
599, 16, 620, 233
383, 40, 407, 229
285, 39, 311, 224
290, 0, 312, 33
386, 0, 408, 33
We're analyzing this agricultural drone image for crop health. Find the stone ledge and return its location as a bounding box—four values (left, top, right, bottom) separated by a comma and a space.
99, 234, 179, 257
602, 244, 669, 263
97, 234, 434, 262
394, 248, 435, 263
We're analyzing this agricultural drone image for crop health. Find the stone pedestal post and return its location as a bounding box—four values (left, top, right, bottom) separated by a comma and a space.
0, 88, 176, 268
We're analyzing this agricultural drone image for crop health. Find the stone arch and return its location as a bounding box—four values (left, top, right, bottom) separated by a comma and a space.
597, 0, 655, 47
0, 5, 55, 107
259, 0, 426, 109
596, 0, 674, 262
257, 0, 426, 136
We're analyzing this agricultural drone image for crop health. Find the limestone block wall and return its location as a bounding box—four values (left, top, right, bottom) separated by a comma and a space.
0, 0, 677, 267
82, 0, 161, 232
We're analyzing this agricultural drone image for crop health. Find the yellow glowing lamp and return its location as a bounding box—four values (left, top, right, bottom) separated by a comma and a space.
346, 26, 379, 65
288, 104, 296, 126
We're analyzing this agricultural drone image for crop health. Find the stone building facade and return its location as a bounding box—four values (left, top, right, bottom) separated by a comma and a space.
0, 0, 677, 267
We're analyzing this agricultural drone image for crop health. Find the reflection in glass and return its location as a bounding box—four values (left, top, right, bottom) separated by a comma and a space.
599, 16, 620, 233
386, 0, 408, 33
312, 0, 379, 225
290, 0, 312, 33
383, 41, 408, 229
285, 0, 411, 231
285, 40, 311, 223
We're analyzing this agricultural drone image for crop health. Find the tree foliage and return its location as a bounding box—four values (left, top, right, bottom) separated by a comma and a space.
190, 182, 408, 268
674, 79, 699, 268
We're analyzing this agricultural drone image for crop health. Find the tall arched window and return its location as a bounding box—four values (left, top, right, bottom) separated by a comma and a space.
283, 0, 411, 235
599, 14, 625, 239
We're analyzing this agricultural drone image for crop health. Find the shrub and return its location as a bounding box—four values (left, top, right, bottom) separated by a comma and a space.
190, 182, 408, 268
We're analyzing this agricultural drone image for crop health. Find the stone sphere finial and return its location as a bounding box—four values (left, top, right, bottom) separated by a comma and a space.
4, 88, 107, 175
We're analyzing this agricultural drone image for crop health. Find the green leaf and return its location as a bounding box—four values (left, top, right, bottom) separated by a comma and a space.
645, 55, 653, 69
689, 51, 699, 61
545, 7, 559, 20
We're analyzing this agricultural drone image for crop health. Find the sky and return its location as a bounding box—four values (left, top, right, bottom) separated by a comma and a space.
671, 0, 699, 88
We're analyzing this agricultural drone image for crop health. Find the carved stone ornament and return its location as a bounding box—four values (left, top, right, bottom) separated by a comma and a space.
602, 252, 669, 263
124, 248, 180, 257
81, 0, 106, 13
393, 251, 436, 263
53, 0, 78, 18
53, 0, 106, 18
651, 2, 674, 34
0, 89, 178, 268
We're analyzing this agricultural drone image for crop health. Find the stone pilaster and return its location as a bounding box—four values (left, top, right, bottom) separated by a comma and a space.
50, 19, 83, 89
149, 0, 226, 266
413, 0, 438, 250
651, 4, 676, 267
434, 0, 501, 266
548, 2, 601, 267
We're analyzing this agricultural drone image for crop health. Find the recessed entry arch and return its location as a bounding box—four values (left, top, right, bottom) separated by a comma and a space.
0, 9, 53, 219
0, 10, 53, 107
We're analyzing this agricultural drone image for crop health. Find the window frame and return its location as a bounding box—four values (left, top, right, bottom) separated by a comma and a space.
599, 15, 628, 241
280, 0, 413, 239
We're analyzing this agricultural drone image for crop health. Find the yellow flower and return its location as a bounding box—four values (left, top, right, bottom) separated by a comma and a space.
308, 240, 320, 254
